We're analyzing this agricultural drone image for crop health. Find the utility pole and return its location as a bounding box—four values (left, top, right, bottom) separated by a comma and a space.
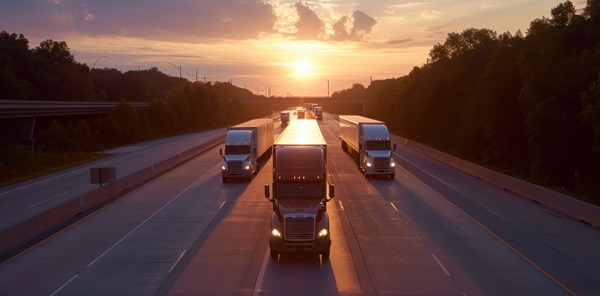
167, 62, 182, 78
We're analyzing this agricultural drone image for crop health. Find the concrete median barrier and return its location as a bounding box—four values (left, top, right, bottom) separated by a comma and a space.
0, 134, 225, 259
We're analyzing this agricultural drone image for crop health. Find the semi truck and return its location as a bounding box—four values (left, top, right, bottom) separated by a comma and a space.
297, 108, 306, 119
339, 115, 396, 179
264, 120, 334, 260
280, 110, 290, 127
314, 106, 323, 120
220, 118, 274, 182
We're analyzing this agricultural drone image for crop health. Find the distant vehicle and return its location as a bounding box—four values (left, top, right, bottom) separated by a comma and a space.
280, 110, 290, 127
314, 106, 323, 120
339, 115, 396, 179
220, 119, 274, 182
264, 120, 334, 260
297, 108, 306, 119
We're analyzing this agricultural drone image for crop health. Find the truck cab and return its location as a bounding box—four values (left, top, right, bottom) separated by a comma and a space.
280, 110, 290, 127
220, 130, 257, 181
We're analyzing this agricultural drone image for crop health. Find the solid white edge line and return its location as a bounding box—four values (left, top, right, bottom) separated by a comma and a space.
49, 274, 79, 296
390, 202, 399, 213
219, 200, 226, 210
338, 200, 344, 211
28, 191, 71, 208
168, 249, 188, 274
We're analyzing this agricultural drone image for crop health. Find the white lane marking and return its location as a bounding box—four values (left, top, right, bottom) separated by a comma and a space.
49, 274, 78, 296
219, 200, 226, 210
338, 200, 344, 211
390, 202, 399, 213
481, 205, 509, 222
431, 253, 451, 277
49, 179, 199, 295
28, 191, 71, 208
252, 242, 272, 296
168, 249, 188, 274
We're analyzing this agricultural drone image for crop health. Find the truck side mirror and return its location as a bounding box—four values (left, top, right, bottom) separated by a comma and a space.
265, 184, 272, 201
327, 184, 334, 201
219, 148, 224, 158
393, 143, 397, 152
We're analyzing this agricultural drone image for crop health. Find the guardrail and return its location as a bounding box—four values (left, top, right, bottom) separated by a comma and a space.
0, 134, 225, 259
0, 100, 150, 119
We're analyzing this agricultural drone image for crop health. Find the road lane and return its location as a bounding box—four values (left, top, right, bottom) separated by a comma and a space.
1, 113, 599, 295
0, 144, 233, 295
0, 128, 226, 232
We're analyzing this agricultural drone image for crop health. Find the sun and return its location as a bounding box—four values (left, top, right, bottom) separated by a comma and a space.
291, 59, 315, 78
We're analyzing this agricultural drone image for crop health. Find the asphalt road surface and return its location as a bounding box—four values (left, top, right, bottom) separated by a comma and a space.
1, 114, 599, 295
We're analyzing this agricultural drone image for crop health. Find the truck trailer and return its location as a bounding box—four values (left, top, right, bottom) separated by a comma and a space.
339, 115, 396, 179
220, 118, 274, 182
264, 120, 334, 259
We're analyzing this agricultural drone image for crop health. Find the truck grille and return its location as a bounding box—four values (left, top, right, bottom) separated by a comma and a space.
374, 157, 389, 168
227, 160, 243, 172
284, 216, 315, 241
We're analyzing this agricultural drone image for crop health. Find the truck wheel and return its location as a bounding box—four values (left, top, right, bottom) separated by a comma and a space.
222, 177, 228, 183
341, 141, 347, 152
389, 174, 395, 179
322, 250, 330, 260
270, 251, 278, 260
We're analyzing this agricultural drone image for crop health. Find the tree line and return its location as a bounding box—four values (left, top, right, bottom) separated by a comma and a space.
0, 31, 267, 183
333, 1, 599, 203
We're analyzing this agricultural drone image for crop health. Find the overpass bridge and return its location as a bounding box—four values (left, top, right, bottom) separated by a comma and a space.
0, 100, 150, 149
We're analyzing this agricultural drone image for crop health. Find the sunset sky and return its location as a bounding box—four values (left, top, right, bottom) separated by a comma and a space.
1, 0, 574, 96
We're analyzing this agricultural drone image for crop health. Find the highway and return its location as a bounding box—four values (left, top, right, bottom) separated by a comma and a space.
1, 113, 599, 295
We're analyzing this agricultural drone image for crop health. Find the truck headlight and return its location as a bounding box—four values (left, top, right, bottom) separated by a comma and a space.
271, 229, 282, 237
245, 165, 251, 170
221, 165, 226, 170
366, 162, 372, 167
318, 228, 328, 238
390, 161, 395, 167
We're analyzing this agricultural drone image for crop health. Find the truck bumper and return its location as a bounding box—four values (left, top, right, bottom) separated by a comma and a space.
269, 237, 331, 254
221, 170, 252, 179
365, 167, 395, 176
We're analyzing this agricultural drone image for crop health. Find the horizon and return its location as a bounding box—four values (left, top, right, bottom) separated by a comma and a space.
1, 0, 568, 96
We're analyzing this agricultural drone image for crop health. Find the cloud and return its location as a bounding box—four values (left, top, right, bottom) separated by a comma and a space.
293, 2, 325, 39
350, 10, 378, 39
387, 38, 413, 45
1, 0, 277, 42
0, 0, 379, 43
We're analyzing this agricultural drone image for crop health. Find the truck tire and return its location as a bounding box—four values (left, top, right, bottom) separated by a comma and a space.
270, 251, 278, 260
389, 174, 395, 179
222, 177, 228, 183
322, 250, 330, 260
341, 141, 347, 152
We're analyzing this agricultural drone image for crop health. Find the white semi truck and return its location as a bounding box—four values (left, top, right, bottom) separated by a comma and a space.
264, 120, 334, 260
220, 118, 274, 182
339, 115, 396, 179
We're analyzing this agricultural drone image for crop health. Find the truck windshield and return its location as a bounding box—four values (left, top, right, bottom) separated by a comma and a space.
365, 140, 390, 150
275, 181, 323, 198
225, 145, 250, 155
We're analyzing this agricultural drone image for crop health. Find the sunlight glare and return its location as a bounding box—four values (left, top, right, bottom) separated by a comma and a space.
291, 59, 314, 78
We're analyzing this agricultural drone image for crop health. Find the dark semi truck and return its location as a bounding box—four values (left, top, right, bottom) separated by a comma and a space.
264, 120, 334, 260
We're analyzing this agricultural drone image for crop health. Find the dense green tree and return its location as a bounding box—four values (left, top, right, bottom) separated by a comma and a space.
113, 99, 141, 143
